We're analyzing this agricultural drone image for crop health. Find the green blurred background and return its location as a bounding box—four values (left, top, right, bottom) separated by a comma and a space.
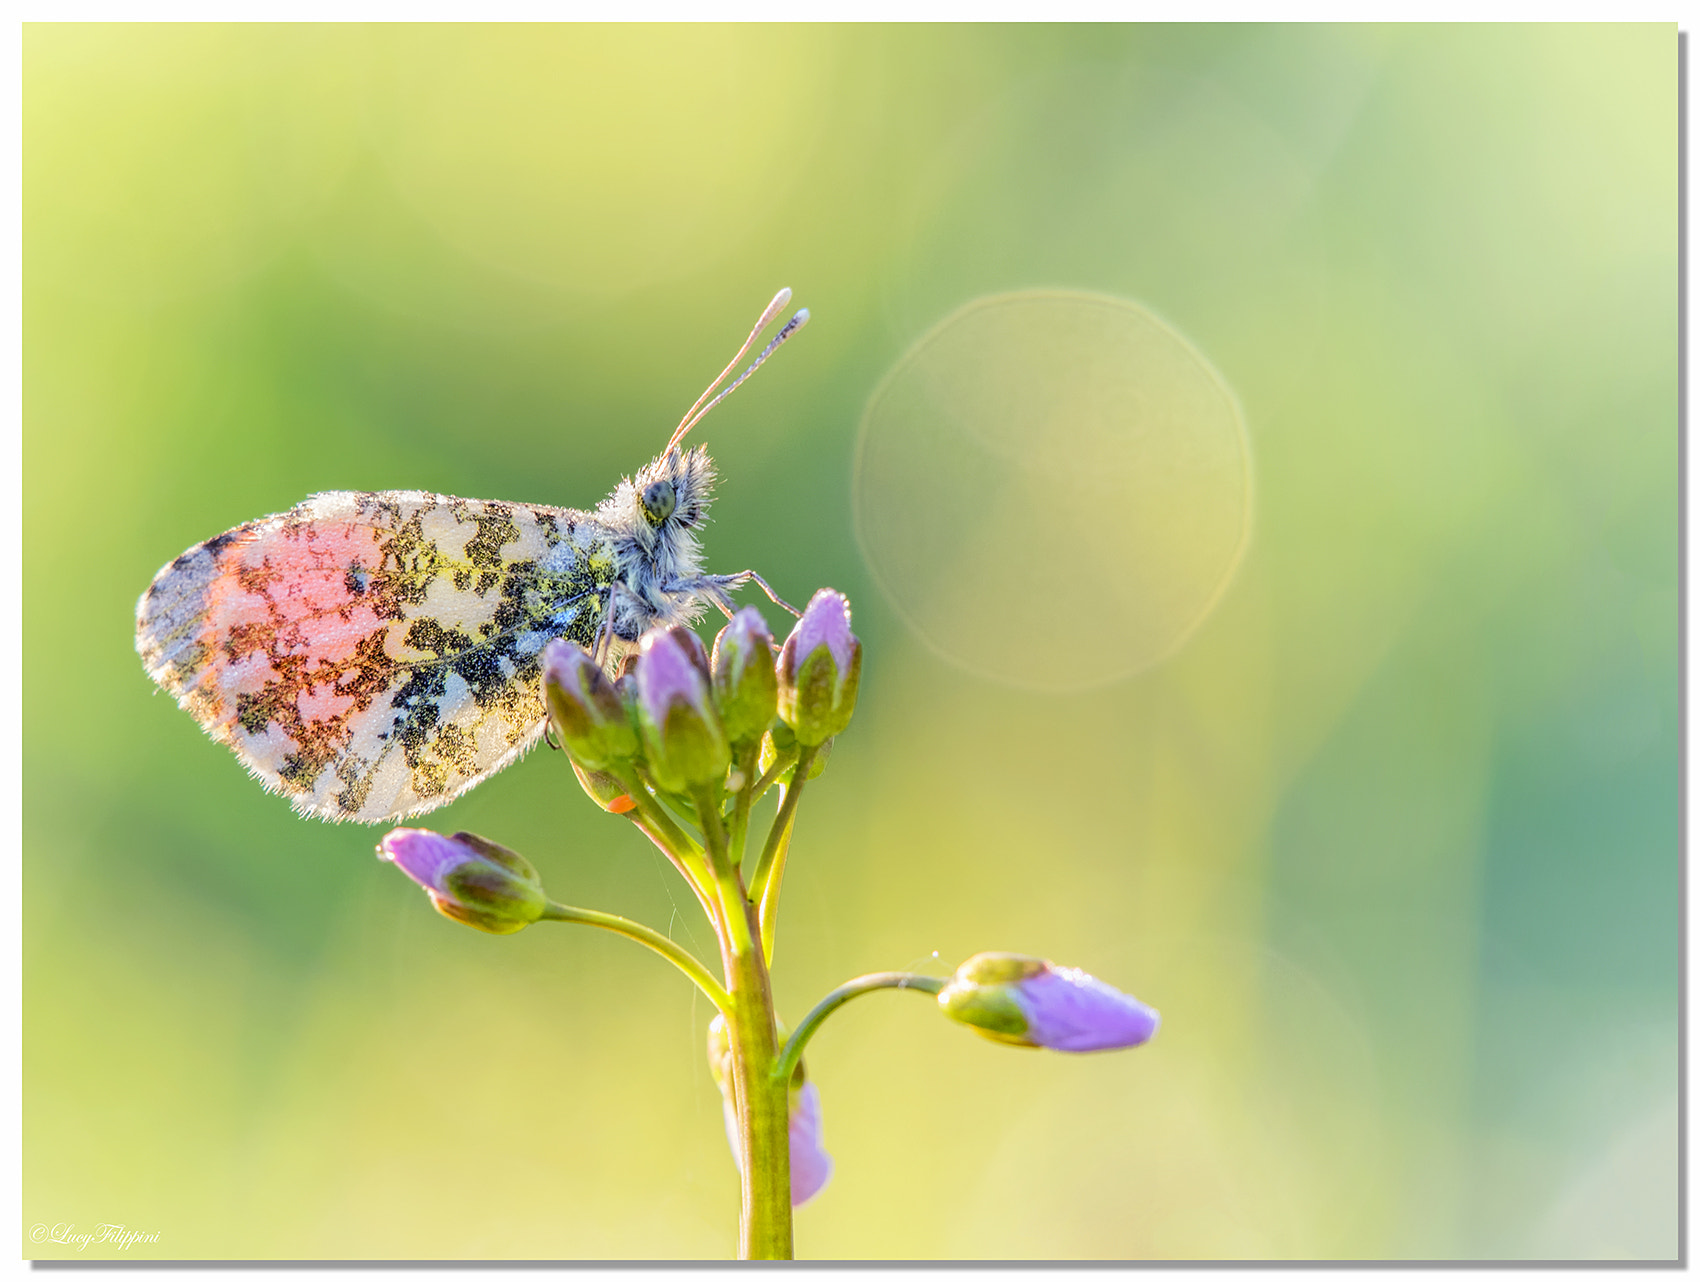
24, 24, 1676, 1260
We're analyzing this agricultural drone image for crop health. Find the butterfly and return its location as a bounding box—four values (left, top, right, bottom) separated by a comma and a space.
135, 289, 807, 824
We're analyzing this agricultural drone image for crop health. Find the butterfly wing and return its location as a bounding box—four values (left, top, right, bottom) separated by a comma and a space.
136, 491, 616, 823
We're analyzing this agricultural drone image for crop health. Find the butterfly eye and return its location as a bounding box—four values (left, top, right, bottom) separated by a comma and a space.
641, 480, 677, 527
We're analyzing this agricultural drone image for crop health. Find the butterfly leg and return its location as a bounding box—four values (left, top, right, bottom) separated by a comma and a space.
743, 572, 802, 618
592, 591, 617, 668
684, 571, 802, 619
662, 575, 738, 622
591, 582, 630, 669
595, 580, 662, 669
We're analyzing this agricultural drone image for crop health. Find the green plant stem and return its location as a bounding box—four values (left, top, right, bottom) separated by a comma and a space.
728, 741, 761, 868
747, 744, 816, 898
694, 784, 734, 880
773, 972, 946, 1086
747, 744, 818, 961
694, 785, 792, 1261
756, 807, 797, 964
540, 901, 731, 1014
609, 764, 716, 908
749, 749, 796, 803
625, 813, 716, 923
638, 768, 709, 843
610, 763, 694, 851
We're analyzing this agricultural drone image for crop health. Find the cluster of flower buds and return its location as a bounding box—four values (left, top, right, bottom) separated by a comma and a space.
708, 1014, 834, 1207
367, 569, 1164, 1246
378, 828, 549, 935
936, 952, 1160, 1052
540, 589, 861, 804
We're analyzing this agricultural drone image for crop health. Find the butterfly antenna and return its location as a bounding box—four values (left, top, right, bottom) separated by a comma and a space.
666, 290, 808, 455
667, 289, 791, 451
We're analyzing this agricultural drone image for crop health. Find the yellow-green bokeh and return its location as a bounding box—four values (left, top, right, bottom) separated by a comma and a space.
25, 24, 1676, 1260
855, 290, 1251, 688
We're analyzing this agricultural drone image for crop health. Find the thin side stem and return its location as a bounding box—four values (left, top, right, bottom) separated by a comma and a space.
694, 784, 735, 882
626, 812, 717, 924
609, 763, 694, 852
729, 741, 761, 868
756, 807, 797, 965
747, 743, 817, 904
773, 972, 945, 1086
541, 901, 731, 1014
749, 749, 796, 804
609, 764, 716, 906
643, 772, 709, 843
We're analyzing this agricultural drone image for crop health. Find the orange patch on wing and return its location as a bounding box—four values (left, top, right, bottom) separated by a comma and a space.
220, 652, 279, 696
206, 581, 273, 631
296, 684, 357, 723
294, 606, 388, 667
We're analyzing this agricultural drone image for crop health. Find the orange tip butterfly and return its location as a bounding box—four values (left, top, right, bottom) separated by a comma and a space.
136, 289, 807, 823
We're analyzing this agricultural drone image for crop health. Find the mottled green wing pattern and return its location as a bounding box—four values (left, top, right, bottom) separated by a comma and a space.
136, 490, 618, 822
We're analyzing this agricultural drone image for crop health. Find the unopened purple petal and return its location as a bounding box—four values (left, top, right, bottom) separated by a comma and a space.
540, 637, 589, 686
636, 629, 711, 727
378, 828, 475, 894
718, 1082, 834, 1208
720, 1096, 741, 1172
793, 590, 856, 677
720, 608, 772, 674
788, 1081, 834, 1206
1015, 967, 1160, 1052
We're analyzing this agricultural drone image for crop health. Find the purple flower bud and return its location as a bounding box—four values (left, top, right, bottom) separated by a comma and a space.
776, 589, 861, 747
712, 608, 779, 744
785, 1081, 833, 1206
633, 627, 730, 793
378, 828, 547, 935
707, 1011, 734, 1092
708, 1015, 834, 1208
663, 624, 712, 679
541, 639, 639, 770
937, 952, 1159, 1053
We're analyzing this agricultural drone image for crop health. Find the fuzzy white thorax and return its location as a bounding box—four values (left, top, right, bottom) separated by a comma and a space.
593, 444, 718, 640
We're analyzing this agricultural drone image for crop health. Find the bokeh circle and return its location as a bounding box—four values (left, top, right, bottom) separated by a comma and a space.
853, 291, 1252, 692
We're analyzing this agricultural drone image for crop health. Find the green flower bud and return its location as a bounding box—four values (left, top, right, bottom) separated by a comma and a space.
633, 627, 731, 794
767, 718, 797, 755
937, 952, 1049, 1045
777, 590, 861, 747
712, 608, 779, 744
541, 639, 639, 770
378, 828, 548, 935
760, 724, 831, 784
569, 758, 636, 813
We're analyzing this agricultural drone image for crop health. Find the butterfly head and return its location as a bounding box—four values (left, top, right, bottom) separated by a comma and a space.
614, 444, 716, 552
